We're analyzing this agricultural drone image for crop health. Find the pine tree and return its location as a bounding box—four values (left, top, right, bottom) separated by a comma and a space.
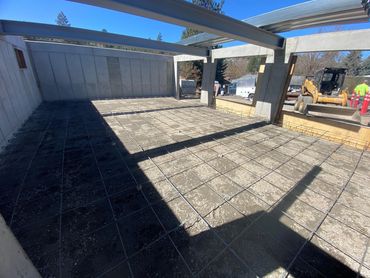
342, 51, 363, 76
56, 12, 71, 27
181, 28, 202, 41
246, 56, 262, 73
216, 59, 228, 84
180, 0, 227, 85
212, 44, 227, 84
181, 0, 224, 40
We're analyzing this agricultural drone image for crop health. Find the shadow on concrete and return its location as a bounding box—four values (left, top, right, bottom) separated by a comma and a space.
196, 165, 359, 277
100, 104, 204, 117
131, 120, 269, 163
0, 101, 362, 277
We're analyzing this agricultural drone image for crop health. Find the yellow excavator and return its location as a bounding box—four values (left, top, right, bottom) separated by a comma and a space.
294, 68, 349, 113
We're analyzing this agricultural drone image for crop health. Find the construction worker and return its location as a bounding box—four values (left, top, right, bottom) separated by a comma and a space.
354, 80, 369, 108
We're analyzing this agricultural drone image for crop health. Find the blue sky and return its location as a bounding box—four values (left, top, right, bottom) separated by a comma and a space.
1, 0, 370, 44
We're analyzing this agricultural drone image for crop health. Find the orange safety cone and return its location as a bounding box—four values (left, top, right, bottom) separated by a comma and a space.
360, 93, 370, 115
350, 91, 356, 107
354, 94, 360, 109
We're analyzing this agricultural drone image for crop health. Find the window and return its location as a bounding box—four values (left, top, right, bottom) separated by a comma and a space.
14, 48, 27, 69
322, 73, 333, 82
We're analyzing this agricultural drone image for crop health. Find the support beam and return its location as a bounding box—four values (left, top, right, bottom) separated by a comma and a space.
179, 0, 369, 47
174, 54, 207, 63
253, 50, 296, 122
286, 29, 370, 53
210, 28, 370, 61
200, 57, 217, 106
173, 59, 180, 100
0, 20, 208, 57
211, 44, 272, 60
69, 0, 285, 49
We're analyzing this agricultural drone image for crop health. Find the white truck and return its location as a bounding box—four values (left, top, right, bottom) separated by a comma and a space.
235, 75, 257, 100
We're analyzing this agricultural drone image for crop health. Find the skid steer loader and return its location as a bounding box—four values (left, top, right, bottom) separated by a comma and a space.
294, 68, 349, 113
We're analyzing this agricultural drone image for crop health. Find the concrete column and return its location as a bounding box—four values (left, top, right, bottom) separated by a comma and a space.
254, 49, 295, 122
0, 214, 41, 277
200, 57, 217, 106
173, 59, 180, 99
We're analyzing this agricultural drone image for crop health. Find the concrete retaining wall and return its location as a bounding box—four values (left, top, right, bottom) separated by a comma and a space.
214, 97, 370, 151
0, 214, 41, 278
0, 36, 42, 150
28, 42, 175, 101
215, 98, 256, 117
280, 112, 370, 150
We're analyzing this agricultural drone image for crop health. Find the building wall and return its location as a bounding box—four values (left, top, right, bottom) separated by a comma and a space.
0, 36, 42, 150
28, 42, 175, 101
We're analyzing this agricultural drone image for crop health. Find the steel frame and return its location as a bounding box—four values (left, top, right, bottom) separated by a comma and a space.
69, 0, 285, 49
0, 20, 208, 57
179, 0, 370, 47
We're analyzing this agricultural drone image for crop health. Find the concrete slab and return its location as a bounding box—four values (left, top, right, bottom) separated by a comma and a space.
0, 98, 369, 277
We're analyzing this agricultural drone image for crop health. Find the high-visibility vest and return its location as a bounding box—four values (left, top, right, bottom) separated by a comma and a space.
354, 83, 370, 97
